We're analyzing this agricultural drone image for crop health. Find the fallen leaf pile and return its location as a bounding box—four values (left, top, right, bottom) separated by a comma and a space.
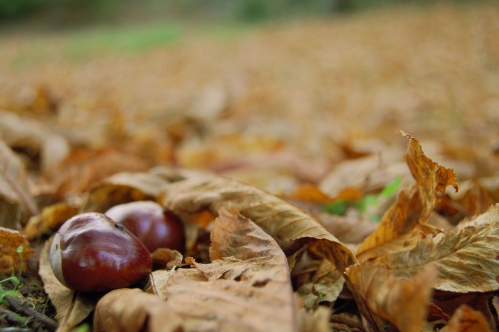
1, 2, 499, 331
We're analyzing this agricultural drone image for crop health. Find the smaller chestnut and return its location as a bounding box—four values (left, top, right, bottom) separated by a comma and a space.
105, 201, 186, 253
50, 212, 152, 293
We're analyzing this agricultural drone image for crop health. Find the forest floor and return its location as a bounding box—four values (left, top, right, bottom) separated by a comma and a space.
1, 1, 499, 331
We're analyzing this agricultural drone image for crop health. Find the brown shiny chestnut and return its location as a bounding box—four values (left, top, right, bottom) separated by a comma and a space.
105, 201, 186, 253
49, 212, 152, 293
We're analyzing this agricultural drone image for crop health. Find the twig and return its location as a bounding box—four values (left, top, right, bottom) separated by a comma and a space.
0, 308, 26, 325
3, 295, 58, 331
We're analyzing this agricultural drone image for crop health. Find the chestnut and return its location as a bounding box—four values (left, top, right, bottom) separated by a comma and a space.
50, 213, 152, 293
105, 201, 186, 253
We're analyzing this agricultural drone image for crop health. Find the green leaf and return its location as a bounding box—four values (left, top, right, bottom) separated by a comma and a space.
357, 194, 377, 213
323, 200, 347, 215
0, 276, 20, 286
380, 176, 402, 198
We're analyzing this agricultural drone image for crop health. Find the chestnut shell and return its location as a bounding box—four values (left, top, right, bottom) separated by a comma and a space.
105, 201, 186, 253
50, 212, 152, 293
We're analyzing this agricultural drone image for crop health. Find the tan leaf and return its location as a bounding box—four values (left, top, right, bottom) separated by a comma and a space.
0, 227, 38, 277
330, 313, 365, 332
345, 263, 437, 332
150, 248, 183, 269
160, 176, 357, 274
319, 154, 381, 198
356, 131, 457, 256
371, 206, 499, 292
459, 178, 496, 217
296, 306, 332, 332
38, 239, 99, 332
81, 170, 170, 212
22, 202, 80, 240
42, 148, 149, 200
441, 305, 492, 332
0, 109, 70, 171
0, 139, 38, 227
317, 213, 378, 244
146, 207, 298, 331
296, 259, 344, 309
94, 288, 182, 332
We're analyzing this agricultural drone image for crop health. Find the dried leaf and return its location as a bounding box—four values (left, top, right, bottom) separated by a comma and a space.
400, 130, 458, 216
160, 176, 357, 274
0, 109, 70, 171
319, 154, 382, 198
94, 288, 182, 332
422, 304, 449, 332
146, 207, 298, 331
432, 292, 495, 329
150, 248, 182, 269
441, 305, 493, 332
296, 306, 331, 332
22, 202, 81, 240
459, 178, 496, 217
356, 131, 457, 257
0, 139, 38, 227
82, 170, 170, 212
317, 213, 378, 244
38, 239, 99, 332
330, 313, 365, 332
371, 206, 499, 292
0, 227, 38, 277
345, 263, 437, 332
299, 259, 344, 308
288, 183, 333, 204
42, 148, 149, 200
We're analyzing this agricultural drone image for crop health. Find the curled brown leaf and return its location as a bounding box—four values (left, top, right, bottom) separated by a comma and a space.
356, 131, 458, 257
160, 176, 357, 273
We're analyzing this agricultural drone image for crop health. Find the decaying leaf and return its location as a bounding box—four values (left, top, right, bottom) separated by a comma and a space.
0, 227, 38, 277
296, 258, 344, 309
150, 248, 183, 269
317, 213, 378, 244
356, 131, 457, 257
288, 183, 333, 204
440, 305, 493, 332
0, 139, 38, 229
81, 170, 170, 212
371, 206, 499, 292
94, 288, 182, 332
160, 176, 357, 274
22, 202, 81, 240
42, 148, 150, 200
345, 263, 437, 332
296, 306, 331, 332
330, 313, 365, 332
38, 239, 99, 332
0, 109, 70, 171
459, 178, 496, 218
144, 207, 298, 331
432, 291, 495, 330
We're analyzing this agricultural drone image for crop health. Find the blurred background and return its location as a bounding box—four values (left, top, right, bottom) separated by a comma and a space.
1, 0, 498, 191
